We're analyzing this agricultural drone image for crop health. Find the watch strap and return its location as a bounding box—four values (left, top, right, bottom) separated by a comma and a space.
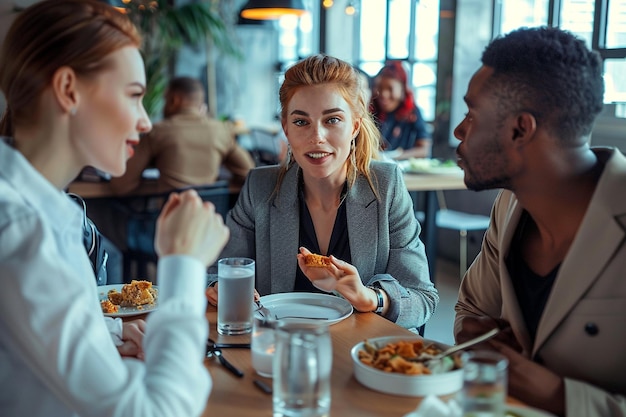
368, 286, 384, 314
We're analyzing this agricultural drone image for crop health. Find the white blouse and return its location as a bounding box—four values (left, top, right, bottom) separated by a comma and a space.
0, 138, 211, 417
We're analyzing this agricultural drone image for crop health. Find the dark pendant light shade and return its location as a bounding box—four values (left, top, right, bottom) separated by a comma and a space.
240, 0, 308, 20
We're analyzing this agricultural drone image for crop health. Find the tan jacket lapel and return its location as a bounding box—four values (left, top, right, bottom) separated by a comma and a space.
534, 150, 626, 354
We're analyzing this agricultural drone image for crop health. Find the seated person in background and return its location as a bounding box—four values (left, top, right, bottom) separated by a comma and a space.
453, 27, 626, 417
371, 60, 432, 160
206, 54, 439, 331
110, 76, 255, 195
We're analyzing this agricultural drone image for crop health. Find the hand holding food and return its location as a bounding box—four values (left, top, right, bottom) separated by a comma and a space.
154, 189, 229, 266
297, 247, 380, 313
297, 247, 340, 291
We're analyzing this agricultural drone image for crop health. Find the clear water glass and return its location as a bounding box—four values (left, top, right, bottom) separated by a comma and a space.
461, 350, 508, 417
217, 257, 255, 335
273, 320, 332, 417
252, 315, 276, 377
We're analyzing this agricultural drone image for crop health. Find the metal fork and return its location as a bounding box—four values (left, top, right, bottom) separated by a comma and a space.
254, 299, 274, 319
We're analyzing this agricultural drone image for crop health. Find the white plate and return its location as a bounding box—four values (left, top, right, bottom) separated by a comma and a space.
98, 284, 158, 317
257, 292, 353, 325
506, 405, 557, 417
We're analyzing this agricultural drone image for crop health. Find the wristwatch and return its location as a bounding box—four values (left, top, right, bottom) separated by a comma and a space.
368, 286, 384, 314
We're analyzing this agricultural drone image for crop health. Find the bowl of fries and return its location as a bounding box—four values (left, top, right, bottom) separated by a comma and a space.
351, 336, 464, 397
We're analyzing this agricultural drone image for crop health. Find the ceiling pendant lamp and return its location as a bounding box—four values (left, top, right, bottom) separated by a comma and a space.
240, 0, 308, 20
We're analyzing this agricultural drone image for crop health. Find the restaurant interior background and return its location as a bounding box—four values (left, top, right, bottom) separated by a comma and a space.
0, 0, 624, 265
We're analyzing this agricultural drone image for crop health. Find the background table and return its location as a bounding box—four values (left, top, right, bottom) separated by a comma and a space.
402, 171, 466, 281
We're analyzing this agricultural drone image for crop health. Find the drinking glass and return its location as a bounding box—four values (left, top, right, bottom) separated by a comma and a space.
251, 315, 276, 377
461, 350, 508, 417
217, 257, 255, 335
273, 320, 332, 417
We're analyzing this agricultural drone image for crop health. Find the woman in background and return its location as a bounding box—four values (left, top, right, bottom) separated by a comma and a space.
372, 60, 432, 160
206, 54, 438, 331
0, 1, 228, 416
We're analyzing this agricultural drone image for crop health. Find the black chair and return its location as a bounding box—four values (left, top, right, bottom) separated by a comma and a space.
244, 127, 284, 166
112, 181, 232, 281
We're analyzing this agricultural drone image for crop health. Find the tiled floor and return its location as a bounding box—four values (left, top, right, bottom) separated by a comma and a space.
422, 257, 461, 346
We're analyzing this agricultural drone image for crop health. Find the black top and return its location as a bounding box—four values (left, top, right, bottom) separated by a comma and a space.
379, 106, 430, 151
506, 212, 559, 343
294, 185, 351, 292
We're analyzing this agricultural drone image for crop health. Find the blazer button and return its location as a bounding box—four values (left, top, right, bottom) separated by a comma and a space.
584, 322, 599, 336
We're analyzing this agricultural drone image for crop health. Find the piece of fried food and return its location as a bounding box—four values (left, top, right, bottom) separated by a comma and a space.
107, 289, 123, 305
100, 299, 119, 314
120, 280, 157, 307
304, 253, 331, 267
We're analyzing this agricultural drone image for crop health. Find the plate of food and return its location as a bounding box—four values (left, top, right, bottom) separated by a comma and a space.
351, 336, 464, 397
257, 292, 353, 325
98, 280, 158, 317
399, 158, 463, 175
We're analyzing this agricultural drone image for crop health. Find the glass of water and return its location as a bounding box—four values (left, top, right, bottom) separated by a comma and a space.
461, 350, 508, 417
251, 314, 276, 377
273, 319, 332, 417
217, 257, 255, 335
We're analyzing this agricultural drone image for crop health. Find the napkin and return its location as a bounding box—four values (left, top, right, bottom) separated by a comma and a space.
403, 395, 462, 417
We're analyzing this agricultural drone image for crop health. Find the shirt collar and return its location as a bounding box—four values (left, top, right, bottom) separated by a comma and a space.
0, 137, 82, 232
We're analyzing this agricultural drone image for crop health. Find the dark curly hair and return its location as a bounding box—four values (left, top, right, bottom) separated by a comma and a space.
481, 26, 604, 142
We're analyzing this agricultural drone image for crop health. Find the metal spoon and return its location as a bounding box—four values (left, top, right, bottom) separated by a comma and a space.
206, 339, 244, 378
422, 327, 500, 373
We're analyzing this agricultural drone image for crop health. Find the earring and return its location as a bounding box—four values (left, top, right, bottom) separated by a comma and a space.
70, 107, 77, 116
350, 139, 357, 170
286, 145, 292, 164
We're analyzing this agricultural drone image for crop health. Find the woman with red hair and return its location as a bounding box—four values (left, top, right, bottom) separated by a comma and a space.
372, 61, 432, 159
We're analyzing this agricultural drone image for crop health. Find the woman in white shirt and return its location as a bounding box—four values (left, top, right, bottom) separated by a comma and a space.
0, 1, 229, 416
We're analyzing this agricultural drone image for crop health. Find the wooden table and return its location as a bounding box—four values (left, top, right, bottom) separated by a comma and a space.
402, 171, 466, 281
67, 180, 159, 199
202, 308, 427, 417
200, 306, 523, 417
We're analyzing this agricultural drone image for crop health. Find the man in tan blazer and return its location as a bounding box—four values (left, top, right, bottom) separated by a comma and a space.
453, 27, 626, 416
110, 76, 255, 195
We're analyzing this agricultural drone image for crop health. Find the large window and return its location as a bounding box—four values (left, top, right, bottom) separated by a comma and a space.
496, 0, 626, 105
357, 0, 441, 121
277, 1, 318, 68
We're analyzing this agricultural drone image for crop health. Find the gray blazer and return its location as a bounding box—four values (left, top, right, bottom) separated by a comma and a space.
455, 148, 626, 416
210, 160, 438, 329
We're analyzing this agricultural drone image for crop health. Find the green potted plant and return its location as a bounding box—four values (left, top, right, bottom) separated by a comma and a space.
122, 0, 241, 117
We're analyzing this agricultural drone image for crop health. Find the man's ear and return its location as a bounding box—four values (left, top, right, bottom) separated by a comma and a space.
51, 66, 79, 114
511, 111, 537, 145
